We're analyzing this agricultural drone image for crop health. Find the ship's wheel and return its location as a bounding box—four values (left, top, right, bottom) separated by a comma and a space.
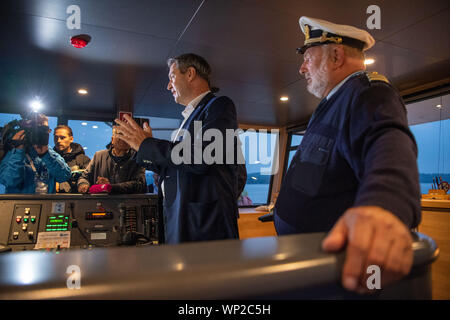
439, 181, 450, 193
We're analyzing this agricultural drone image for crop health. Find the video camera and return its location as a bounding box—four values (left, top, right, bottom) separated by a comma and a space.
1, 113, 50, 153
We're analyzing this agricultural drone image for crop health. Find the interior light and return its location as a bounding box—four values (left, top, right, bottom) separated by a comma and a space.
78, 89, 88, 95
92, 125, 98, 129
436, 104, 442, 109
364, 58, 375, 65
280, 96, 289, 102
30, 100, 43, 113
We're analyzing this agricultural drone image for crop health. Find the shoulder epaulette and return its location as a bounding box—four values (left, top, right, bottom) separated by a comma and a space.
365, 71, 389, 83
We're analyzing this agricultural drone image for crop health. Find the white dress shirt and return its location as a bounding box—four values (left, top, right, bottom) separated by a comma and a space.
172, 91, 211, 142
162, 91, 211, 197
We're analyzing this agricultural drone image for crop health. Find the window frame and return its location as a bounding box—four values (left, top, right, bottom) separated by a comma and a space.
238, 128, 280, 208
282, 125, 307, 179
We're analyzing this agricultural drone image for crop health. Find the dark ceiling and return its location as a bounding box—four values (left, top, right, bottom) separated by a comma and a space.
1, 0, 449, 126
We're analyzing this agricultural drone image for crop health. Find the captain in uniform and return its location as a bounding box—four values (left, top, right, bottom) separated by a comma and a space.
274, 17, 421, 293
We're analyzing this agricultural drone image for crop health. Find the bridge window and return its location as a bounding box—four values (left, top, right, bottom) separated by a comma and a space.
408, 93, 450, 194
238, 130, 279, 206
67, 120, 113, 159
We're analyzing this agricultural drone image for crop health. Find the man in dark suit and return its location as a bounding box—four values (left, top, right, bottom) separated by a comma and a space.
115, 53, 246, 244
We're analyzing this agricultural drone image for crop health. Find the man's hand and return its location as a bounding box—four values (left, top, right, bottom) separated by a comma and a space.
34, 145, 48, 156
114, 115, 153, 151
96, 177, 110, 185
12, 130, 25, 149
78, 184, 90, 194
322, 206, 413, 293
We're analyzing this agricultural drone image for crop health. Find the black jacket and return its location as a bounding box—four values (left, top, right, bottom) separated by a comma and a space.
136, 93, 246, 244
54, 143, 91, 193
78, 147, 146, 194
54, 143, 90, 169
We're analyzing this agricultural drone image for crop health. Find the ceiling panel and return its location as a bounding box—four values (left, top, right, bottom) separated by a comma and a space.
240, 0, 450, 41
7, 0, 203, 40
382, 8, 450, 60
173, 40, 302, 87
406, 94, 450, 125
364, 41, 442, 84
179, 0, 300, 63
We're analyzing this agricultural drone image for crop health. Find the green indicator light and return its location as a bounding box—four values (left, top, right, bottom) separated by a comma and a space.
65, 217, 69, 219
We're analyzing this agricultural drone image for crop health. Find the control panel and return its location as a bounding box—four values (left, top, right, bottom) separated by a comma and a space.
8, 204, 42, 245
0, 194, 159, 251
45, 214, 70, 231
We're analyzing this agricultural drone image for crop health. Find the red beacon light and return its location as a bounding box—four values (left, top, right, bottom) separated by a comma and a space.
70, 34, 91, 48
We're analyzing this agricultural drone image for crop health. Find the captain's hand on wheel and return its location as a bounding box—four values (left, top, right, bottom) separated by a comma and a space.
322, 206, 413, 294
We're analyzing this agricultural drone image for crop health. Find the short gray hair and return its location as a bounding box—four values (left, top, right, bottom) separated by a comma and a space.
322, 44, 365, 61
167, 53, 212, 87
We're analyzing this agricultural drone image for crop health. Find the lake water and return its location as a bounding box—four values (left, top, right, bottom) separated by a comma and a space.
244, 184, 270, 204
244, 183, 438, 206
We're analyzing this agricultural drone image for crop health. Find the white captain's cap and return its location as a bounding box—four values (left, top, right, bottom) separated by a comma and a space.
297, 16, 375, 54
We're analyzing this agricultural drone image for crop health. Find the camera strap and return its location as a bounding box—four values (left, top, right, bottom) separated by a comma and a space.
25, 153, 38, 174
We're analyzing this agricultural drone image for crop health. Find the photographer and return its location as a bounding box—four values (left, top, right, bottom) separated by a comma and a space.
0, 114, 71, 194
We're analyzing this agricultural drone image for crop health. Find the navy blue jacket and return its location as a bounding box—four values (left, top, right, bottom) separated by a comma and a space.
136, 93, 246, 244
275, 72, 421, 233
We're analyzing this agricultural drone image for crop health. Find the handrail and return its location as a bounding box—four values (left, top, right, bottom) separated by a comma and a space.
0, 232, 438, 299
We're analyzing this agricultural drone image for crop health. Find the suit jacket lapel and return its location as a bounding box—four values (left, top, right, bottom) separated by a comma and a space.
182, 92, 215, 131
177, 93, 216, 143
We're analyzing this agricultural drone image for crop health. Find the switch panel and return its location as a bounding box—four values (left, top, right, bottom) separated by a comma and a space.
8, 205, 42, 245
